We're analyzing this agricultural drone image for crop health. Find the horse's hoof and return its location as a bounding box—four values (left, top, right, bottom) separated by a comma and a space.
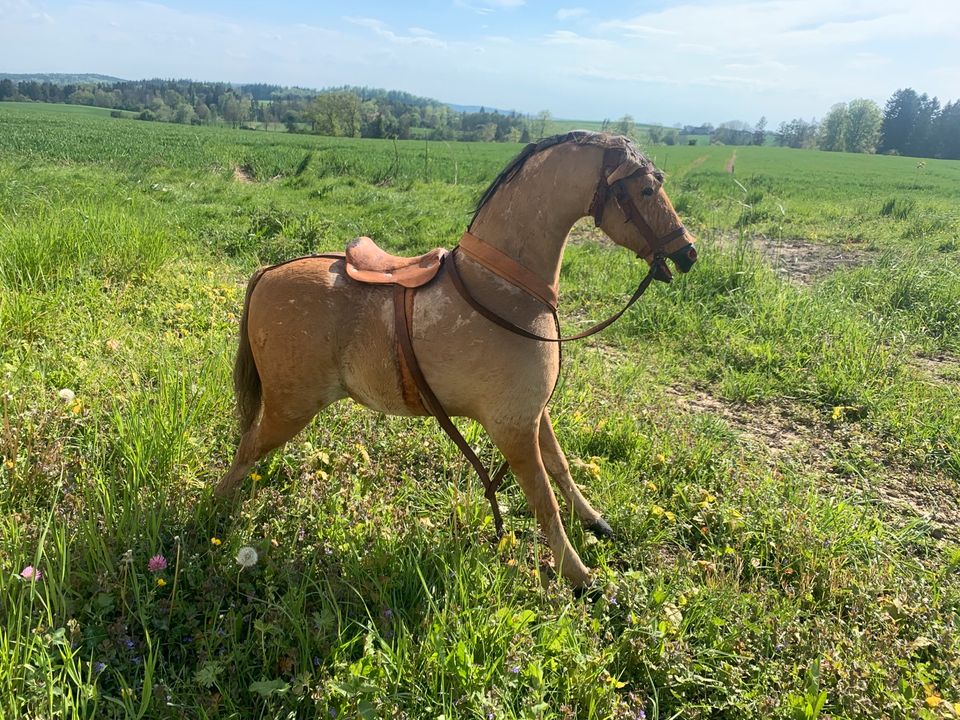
586, 518, 614, 540
572, 583, 603, 602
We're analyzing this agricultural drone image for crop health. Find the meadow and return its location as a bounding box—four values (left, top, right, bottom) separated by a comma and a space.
1, 101, 959, 719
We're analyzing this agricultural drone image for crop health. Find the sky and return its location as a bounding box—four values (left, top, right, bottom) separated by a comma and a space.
2, 0, 959, 126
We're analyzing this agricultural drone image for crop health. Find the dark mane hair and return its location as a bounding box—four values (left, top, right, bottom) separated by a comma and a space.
469, 131, 651, 228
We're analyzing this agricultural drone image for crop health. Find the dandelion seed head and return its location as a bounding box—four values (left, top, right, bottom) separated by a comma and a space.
236, 546, 258, 568
58, 388, 76, 403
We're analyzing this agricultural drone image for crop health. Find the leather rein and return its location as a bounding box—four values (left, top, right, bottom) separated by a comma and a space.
395, 151, 687, 537
449, 148, 688, 344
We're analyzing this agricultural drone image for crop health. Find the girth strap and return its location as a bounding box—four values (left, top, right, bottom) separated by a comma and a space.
393, 282, 507, 538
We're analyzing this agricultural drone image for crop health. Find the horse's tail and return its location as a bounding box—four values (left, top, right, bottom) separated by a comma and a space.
234, 268, 267, 434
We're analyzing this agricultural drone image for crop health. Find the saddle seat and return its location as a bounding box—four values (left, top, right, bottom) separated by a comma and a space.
345, 236, 447, 288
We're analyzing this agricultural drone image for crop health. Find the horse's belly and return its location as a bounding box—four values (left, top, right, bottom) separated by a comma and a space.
338, 293, 422, 417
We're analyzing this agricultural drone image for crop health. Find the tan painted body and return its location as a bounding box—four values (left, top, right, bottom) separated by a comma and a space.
217, 133, 695, 588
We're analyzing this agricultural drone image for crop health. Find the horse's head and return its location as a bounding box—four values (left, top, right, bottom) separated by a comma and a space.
590, 143, 697, 282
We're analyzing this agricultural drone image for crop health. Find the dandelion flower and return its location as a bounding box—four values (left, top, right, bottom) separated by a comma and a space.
249, 472, 262, 482
210, 537, 222, 546
156, 578, 167, 587
147, 554, 167, 573
20, 565, 42, 581
58, 388, 76, 403
235, 546, 258, 568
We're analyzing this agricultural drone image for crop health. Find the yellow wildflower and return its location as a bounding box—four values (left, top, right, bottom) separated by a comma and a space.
498, 532, 517, 553
210, 537, 222, 546
156, 578, 167, 587
249, 472, 262, 482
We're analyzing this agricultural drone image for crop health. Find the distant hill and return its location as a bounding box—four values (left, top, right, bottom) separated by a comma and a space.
0, 72, 127, 84
446, 102, 520, 116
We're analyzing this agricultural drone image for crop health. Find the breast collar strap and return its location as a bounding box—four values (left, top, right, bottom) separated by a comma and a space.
458, 231, 558, 310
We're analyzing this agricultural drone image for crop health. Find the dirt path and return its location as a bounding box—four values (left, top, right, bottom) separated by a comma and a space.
664, 386, 960, 538
716, 233, 874, 284
725, 151, 736, 174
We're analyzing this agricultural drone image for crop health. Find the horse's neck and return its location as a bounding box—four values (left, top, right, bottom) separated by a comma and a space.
468, 148, 598, 291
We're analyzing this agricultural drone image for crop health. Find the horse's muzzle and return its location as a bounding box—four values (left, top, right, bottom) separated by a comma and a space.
670, 244, 698, 273
652, 244, 698, 282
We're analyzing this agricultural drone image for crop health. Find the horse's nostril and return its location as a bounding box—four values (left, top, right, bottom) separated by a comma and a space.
668, 244, 697, 273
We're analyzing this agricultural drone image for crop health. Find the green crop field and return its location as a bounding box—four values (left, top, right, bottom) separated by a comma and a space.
1, 101, 959, 719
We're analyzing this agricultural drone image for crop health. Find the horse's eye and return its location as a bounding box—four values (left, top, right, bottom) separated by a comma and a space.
641, 187, 655, 197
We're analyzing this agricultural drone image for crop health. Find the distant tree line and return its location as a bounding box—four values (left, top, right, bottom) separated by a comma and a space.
0, 78, 531, 142
712, 88, 959, 159
2, 77, 956, 157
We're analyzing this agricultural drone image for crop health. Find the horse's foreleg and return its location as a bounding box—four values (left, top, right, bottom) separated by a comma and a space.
486, 420, 592, 588
538, 410, 614, 540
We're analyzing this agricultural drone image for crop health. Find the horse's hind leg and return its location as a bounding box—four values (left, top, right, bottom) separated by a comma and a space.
215, 395, 334, 499
485, 418, 592, 588
538, 410, 613, 539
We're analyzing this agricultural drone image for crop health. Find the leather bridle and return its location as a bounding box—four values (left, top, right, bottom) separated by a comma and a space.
589, 148, 691, 268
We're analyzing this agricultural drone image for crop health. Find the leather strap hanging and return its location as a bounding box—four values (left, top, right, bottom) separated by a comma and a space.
394, 282, 509, 538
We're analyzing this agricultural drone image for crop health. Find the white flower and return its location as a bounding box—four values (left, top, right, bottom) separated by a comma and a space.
235, 546, 258, 568
58, 388, 76, 403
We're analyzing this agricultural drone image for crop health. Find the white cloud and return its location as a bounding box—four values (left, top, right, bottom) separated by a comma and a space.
454, 0, 524, 14
344, 16, 447, 48
556, 7, 588, 20
543, 30, 616, 50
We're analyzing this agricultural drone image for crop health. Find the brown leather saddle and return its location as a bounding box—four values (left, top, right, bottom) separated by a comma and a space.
345, 236, 446, 288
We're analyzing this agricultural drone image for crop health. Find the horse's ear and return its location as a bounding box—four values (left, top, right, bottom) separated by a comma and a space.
605, 158, 644, 184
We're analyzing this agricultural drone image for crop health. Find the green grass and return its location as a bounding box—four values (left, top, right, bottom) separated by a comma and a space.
1, 102, 959, 719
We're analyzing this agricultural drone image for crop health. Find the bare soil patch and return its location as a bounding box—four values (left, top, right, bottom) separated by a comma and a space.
909, 352, 960, 384
758, 237, 873, 283
232, 165, 255, 183
720, 234, 875, 284
665, 386, 960, 537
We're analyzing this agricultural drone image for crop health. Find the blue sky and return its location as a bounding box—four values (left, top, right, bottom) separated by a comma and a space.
2, 0, 958, 126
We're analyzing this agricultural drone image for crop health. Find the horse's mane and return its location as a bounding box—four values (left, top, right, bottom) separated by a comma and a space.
469, 131, 650, 228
